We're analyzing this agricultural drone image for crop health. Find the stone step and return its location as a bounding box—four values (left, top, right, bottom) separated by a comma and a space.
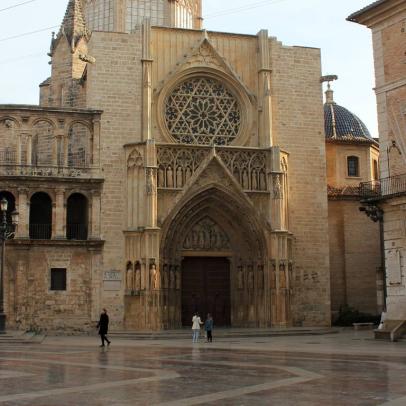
0, 331, 44, 344
108, 328, 338, 340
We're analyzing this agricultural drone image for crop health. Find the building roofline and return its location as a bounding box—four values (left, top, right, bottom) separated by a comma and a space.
0, 104, 103, 115
347, 0, 406, 26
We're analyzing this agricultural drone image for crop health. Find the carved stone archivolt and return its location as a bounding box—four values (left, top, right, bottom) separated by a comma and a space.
157, 145, 268, 192
165, 77, 241, 146
183, 217, 230, 251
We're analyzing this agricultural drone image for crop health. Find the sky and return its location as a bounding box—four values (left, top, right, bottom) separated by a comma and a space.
0, 0, 378, 137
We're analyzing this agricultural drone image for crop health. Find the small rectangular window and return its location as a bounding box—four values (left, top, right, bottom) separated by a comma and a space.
347, 156, 359, 177
50, 268, 67, 291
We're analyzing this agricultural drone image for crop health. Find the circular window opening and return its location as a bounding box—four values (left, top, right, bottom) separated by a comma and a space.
165, 77, 242, 146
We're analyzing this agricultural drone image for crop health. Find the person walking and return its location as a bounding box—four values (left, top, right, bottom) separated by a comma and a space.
204, 313, 214, 343
97, 308, 111, 347
192, 312, 203, 343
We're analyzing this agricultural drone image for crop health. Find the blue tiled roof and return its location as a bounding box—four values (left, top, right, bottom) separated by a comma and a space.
324, 102, 372, 141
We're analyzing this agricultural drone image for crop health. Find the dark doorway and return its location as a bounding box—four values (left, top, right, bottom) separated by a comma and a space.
29, 192, 52, 239
181, 257, 231, 327
66, 193, 88, 240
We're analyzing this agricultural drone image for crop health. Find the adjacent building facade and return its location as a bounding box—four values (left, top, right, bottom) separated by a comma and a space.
348, 0, 406, 333
324, 83, 382, 317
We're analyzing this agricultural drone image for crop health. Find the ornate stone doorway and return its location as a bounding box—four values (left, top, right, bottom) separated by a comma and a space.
160, 184, 270, 329
181, 257, 231, 327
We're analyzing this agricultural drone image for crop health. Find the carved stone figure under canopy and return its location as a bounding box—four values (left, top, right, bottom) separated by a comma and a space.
150, 262, 158, 290
248, 264, 254, 290
135, 262, 141, 291
169, 265, 176, 289
237, 263, 244, 290
126, 261, 134, 290
163, 264, 169, 289
257, 264, 264, 290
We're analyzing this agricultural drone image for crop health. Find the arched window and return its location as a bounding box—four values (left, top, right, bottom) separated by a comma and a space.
0, 119, 18, 164
32, 121, 54, 166
0, 191, 16, 237
68, 123, 91, 168
66, 193, 88, 240
29, 192, 52, 239
347, 156, 359, 177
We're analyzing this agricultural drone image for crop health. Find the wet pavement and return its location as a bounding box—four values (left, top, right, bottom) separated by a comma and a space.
0, 331, 406, 405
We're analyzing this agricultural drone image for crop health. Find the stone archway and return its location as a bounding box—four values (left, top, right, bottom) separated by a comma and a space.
160, 185, 270, 329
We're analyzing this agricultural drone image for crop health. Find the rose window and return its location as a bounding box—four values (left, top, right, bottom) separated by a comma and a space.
165, 77, 241, 145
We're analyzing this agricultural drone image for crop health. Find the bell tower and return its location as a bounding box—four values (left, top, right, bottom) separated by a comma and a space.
81, 0, 202, 33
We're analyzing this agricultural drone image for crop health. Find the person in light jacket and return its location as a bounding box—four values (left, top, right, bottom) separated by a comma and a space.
192, 312, 203, 343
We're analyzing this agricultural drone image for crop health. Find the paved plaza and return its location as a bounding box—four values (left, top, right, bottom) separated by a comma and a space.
0, 330, 406, 405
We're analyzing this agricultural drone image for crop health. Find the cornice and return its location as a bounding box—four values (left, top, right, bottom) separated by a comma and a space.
347, 0, 406, 28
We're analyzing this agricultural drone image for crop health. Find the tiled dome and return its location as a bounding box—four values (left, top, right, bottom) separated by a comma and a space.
324, 88, 372, 141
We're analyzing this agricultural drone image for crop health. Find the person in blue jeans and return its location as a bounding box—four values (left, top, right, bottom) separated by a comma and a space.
192, 312, 203, 343
204, 313, 214, 343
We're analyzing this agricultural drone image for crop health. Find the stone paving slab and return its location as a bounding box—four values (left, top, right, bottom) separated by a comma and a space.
0, 331, 406, 405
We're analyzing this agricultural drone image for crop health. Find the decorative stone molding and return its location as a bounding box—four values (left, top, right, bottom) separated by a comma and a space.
127, 148, 144, 169
183, 217, 230, 251
165, 76, 241, 146
157, 145, 268, 192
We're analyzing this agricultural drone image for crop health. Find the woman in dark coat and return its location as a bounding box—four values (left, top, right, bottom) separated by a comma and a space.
97, 308, 111, 347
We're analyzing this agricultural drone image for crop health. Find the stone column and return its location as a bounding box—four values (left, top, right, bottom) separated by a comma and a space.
90, 191, 101, 240
16, 189, 29, 239
52, 135, 59, 166
16, 132, 21, 165
26, 135, 32, 166
142, 19, 153, 142
257, 29, 273, 148
114, 0, 126, 32
92, 117, 101, 168
55, 189, 65, 239
63, 135, 69, 167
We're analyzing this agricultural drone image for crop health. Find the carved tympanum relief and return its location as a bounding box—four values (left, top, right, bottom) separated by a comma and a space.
183, 217, 230, 251
165, 77, 241, 146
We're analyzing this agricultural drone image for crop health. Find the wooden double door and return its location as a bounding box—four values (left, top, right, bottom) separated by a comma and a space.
181, 257, 231, 327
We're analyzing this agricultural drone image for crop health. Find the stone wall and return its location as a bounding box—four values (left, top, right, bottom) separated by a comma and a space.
5, 243, 102, 333
363, 4, 406, 322
86, 30, 143, 327
271, 42, 330, 326
328, 200, 381, 316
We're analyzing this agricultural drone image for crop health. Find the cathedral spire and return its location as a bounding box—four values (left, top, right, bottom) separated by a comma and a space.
56, 0, 90, 52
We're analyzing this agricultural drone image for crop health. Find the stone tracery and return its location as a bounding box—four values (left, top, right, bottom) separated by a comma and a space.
165, 77, 241, 146
157, 145, 268, 191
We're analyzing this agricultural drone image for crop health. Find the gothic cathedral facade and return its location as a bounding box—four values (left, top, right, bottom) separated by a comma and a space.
0, 0, 332, 331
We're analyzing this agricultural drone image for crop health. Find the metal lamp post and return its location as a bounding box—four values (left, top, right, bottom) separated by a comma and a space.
0, 197, 19, 333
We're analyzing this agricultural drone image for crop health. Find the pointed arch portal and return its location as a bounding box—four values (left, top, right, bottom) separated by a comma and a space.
160, 185, 269, 328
